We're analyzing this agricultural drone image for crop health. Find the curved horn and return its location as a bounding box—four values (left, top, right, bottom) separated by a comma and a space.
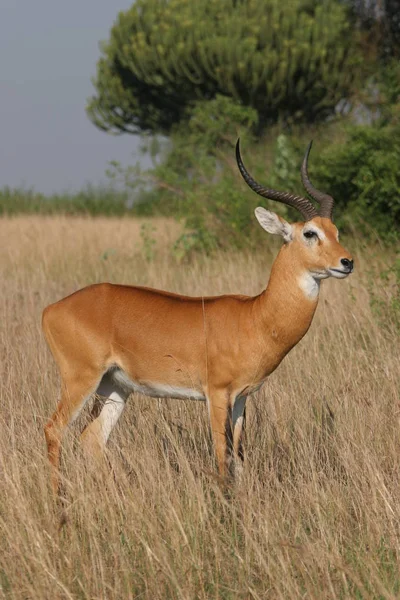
301, 141, 334, 219
236, 139, 318, 222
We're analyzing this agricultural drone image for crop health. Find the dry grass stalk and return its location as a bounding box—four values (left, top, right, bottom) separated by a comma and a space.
0, 215, 399, 599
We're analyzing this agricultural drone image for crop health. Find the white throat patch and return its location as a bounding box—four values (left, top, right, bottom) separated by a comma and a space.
298, 272, 320, 300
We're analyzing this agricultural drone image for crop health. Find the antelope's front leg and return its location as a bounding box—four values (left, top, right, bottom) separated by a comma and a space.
207, 390, 232, 479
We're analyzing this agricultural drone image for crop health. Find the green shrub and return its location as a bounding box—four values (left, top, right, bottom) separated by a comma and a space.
107, 101, 399, 254
312, 124, 400, 237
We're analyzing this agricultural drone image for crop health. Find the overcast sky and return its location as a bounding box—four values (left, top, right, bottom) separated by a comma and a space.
0, 0, 144, 194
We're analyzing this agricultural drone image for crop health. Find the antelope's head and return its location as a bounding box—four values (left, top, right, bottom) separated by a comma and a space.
236, 140, 354, 282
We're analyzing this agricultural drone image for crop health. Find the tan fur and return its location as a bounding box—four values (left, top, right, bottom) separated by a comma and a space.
43, 216, 352, 494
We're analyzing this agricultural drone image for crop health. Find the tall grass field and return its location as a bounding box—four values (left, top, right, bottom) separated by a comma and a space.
0, 215, 399, 599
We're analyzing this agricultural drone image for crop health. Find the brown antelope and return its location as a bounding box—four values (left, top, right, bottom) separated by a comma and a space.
43, 140, 353, 494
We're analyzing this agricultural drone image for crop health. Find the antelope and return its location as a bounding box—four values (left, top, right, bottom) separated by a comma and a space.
43, 140, 353, 495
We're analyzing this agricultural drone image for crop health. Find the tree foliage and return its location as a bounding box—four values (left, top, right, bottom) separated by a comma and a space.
87, 0, 361, 135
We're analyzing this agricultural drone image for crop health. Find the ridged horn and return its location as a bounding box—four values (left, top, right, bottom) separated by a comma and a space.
301, 140, 334, 219
236, 139, 318, 222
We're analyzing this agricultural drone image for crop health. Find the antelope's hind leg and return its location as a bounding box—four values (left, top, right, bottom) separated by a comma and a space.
44, 370, 101, 496
80, 372, 129, 460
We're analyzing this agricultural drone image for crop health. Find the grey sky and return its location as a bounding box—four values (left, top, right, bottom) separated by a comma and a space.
0, 0, 144, 194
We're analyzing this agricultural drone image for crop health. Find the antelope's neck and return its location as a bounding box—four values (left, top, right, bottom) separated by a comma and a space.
255, 245, 320, 359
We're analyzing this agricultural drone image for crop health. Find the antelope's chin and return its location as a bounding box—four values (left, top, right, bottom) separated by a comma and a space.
328, 268, 352, 279
309, 271, 330, 280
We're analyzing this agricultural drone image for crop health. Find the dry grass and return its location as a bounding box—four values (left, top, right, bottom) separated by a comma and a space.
0, 215, 399, 599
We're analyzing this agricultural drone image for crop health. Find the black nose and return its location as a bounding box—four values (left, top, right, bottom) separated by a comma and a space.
341, 258, 353, 271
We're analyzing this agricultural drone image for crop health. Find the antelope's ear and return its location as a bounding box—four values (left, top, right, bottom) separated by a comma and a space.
255, 208, 293, 242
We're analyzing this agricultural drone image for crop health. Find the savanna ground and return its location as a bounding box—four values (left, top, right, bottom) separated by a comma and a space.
0, 215, 399, 599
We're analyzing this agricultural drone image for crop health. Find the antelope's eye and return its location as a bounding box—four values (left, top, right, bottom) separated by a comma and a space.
304, 230, 318, 239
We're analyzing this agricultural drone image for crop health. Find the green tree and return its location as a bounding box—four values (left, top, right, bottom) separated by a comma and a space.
87, 0, 361, 135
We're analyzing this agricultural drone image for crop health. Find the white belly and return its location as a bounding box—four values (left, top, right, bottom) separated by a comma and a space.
110, 368, 206, 401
